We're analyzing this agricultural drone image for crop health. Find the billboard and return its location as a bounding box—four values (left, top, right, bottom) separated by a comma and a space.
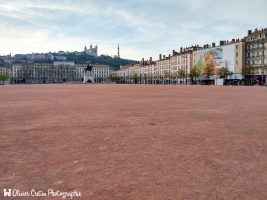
196, 44, 236, 75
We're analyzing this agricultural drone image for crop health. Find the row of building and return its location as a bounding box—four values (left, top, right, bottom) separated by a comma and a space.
114, 28, 267, 85
3, 61, 110, 84
1, 28, 266, 85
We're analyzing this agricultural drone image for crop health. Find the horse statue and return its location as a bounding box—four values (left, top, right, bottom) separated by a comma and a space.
85, 65, 93, 72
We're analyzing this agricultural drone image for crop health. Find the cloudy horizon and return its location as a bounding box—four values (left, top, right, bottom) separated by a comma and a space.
0, 0, 266, 60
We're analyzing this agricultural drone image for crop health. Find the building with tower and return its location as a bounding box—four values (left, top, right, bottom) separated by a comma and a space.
84, 44, 98, 56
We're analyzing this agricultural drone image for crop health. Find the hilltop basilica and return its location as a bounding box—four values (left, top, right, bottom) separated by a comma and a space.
84, 44, 98, 57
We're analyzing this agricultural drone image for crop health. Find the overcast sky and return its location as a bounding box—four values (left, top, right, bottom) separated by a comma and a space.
0, 0, 266, 60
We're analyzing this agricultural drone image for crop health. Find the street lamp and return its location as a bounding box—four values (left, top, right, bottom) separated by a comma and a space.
261, 66, 264, 85
186, 65, 188, 85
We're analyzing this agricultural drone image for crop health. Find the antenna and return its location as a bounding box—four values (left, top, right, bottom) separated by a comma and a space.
118, 44, 120, 58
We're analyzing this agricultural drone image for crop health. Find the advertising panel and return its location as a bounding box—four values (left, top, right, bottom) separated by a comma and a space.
196, 44, 236, 75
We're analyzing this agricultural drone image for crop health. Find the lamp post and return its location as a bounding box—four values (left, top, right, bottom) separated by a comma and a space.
186, 65, 188, 85
261, 66, 264, 86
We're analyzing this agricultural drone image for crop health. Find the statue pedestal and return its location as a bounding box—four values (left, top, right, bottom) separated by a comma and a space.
83, 73, 95, 83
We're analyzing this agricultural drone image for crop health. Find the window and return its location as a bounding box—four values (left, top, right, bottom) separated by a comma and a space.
236, 45, 238, 49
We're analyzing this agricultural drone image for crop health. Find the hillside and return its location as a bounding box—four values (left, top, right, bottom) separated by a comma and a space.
62, 53, 137, 69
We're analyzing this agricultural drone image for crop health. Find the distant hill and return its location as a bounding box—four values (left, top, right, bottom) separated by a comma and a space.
61, 53, 138, 69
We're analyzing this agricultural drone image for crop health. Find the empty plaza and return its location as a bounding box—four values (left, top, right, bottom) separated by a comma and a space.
1, 84, 267, 199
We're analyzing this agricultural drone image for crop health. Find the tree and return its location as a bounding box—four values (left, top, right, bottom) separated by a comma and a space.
243, 67, 254, 76
203, 62, 215, 80
163, 71, 170, 84
133, 73, 139, 84
178, 69, 186, 84
189, 67, 199, 84
109, 75, 122, 83
143, 74, 148, 84
218, 67, 233, 79
243, 67, 254, 85
170, 72, 177, 84
0, 74, 8, 84
0, 74, 8, 81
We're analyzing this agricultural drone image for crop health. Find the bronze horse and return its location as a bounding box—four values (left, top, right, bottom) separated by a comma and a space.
85, 65, 93, 72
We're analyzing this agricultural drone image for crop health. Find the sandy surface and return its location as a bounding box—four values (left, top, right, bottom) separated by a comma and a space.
1, 84, 267, 200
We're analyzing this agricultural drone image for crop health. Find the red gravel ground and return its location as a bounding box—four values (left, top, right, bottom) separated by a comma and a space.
1, 84, 267, 200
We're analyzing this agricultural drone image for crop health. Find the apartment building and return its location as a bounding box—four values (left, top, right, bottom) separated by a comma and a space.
245, 28, 267, 84
155, 54, 170, 83
170, 47, 194, 84
140, 58, 155, 84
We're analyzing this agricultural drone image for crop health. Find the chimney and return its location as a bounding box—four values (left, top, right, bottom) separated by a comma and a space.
219, 41, 224, 46
231, 39, 235, 43
163, 55, 166, 59
248, 30, 252, 35
150, 57, 152, 62
212, 43, 216, 47
180, 47, 183, 53
172, 50, 176, 56
159, 54, 162, 60
168, 54, 171, 58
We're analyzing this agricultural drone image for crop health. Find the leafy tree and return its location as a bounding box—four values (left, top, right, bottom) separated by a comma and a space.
0, 74, 8, 81
109, 75, 123, 83
218, 67, 233, 79
189, 67, 199, 83
243, 67, 254, 76
203, 62, 215, 80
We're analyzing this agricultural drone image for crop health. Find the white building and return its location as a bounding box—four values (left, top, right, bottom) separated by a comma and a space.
75, 64, 110, 82
84, 44, 98, 57
12, 62, 110, 83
